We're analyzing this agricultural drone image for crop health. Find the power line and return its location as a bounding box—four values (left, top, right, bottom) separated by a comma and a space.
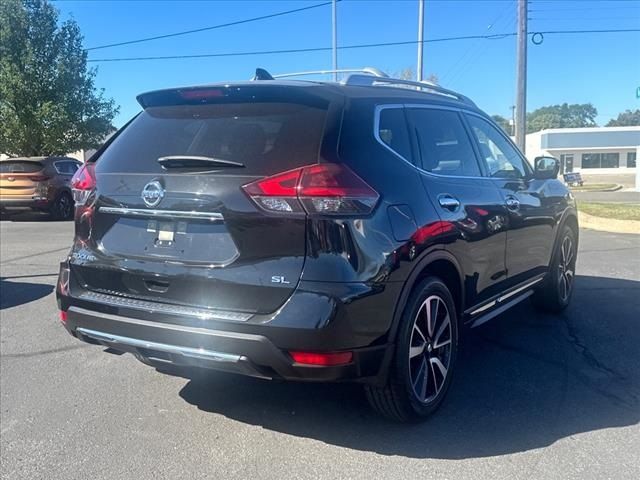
87, 33, 518, 63
86, 1, 337, 51
87, 28, 640, 63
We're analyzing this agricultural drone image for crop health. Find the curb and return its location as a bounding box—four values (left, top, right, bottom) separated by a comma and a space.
578, 211, 640, 235
571, 184, 623, 193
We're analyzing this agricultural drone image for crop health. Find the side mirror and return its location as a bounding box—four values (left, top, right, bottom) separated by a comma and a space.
533, 156, 559, 180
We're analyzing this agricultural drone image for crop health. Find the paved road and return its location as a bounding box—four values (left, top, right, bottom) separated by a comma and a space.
1, 214, 639, 480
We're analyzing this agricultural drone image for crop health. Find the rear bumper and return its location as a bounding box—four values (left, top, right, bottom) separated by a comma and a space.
0, 195, 50, 209
57, 263, 400, 384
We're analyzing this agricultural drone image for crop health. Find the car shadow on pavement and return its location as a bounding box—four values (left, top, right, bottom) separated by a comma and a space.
0, 278, 54, 309
0, 210, 68, 222
178, 275, 640, 459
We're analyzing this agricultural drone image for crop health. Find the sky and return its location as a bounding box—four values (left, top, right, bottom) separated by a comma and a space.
52, 0, 640, 127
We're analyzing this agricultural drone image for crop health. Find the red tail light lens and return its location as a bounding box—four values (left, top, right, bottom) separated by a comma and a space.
289, 350, 353, 366
70, 163, 96, 206
242, 164, 379, 216
59, 310, 68, 324
179, 88, 225, 100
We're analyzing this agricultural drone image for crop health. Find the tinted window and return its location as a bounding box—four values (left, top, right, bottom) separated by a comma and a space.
96, 103, 328, 175
582, 152, 620, 169
408, 109, 481, 177
377, 107, 412, 161
466, 115, 528, 179
54, 161, 79, 175
0, 161, 43, 174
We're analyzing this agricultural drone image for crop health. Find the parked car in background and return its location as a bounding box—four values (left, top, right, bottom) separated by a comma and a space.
56, 68, 578, 421
0, 156, 81, 220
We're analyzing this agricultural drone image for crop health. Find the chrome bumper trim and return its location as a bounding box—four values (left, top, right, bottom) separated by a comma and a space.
77, 290, 252, 322
98, 206, 224, 222
76, 327, 242, 363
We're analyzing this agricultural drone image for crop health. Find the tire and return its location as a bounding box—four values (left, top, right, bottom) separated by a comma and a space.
50, 192, 74, 221
531, 225, 577, 313
365, 277, 458, 422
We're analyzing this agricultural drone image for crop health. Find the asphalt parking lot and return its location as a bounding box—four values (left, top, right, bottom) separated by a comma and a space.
1, 213, 639, 480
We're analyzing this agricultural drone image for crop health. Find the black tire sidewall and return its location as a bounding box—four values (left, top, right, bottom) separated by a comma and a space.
51, 192, 74, 221
394, 277, 458, 419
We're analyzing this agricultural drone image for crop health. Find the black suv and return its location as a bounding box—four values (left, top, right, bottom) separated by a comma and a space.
56, 68, 578, 421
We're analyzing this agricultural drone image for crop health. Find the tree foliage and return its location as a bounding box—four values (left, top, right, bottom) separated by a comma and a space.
491, 114, 511, 134
0, 0, 118, 157
606, 109, 640, 127
526, 103, 597, 133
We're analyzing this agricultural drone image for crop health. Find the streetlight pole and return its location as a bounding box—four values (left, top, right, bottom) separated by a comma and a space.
417, 0, 424, 82
515, 0, 528, 153
332, 0, 338, 81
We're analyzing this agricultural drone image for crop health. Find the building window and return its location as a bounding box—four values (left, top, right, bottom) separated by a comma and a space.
581, 152, 619, 169
628, 152, 637, 168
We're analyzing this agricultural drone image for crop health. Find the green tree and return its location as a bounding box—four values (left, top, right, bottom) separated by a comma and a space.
526, 103, 597, 133
491, 114, 511, 134
606, 109, 640, 127
0, 0, 118, 157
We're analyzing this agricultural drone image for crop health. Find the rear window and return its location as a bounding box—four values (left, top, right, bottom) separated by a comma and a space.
96, 102, 328, 175
0, 161, 43, 174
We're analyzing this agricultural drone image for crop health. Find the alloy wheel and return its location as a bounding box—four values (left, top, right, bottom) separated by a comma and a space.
408, 295, 452, 404
557, 235, 575, 302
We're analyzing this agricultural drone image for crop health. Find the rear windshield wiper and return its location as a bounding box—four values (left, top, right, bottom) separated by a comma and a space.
157, 155, 245, 169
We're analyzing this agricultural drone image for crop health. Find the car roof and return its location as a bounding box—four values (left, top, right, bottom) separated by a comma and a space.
1, 156, 79, 163
138, 79, 481, 113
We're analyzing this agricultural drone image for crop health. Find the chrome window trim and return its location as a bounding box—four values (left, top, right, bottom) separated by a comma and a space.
374, 103, 496, 181
98, 206, 224, 222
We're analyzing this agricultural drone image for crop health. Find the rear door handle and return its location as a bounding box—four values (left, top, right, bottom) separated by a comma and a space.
438, 195, 460, 212
505, 195, 520, 211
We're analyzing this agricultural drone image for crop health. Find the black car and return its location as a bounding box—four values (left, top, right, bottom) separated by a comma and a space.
56, 68, 578, 421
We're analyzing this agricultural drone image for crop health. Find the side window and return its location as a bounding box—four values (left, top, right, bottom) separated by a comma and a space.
466, 115, 528, 179
408, 108, 481, 177
68, 162, 80, 174
377, 107, 412, 162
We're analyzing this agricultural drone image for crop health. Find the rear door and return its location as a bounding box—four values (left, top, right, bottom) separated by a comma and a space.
464, 113, 557, 287
74, 85, 336, 314
406, 106, 509, 307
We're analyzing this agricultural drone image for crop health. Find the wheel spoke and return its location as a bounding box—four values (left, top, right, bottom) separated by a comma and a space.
433, 313, 451, 349
565, 240, 574, 265
409, 343, 426, 359
430, 357, 448, 393
413, 323, 427, 344
412, 358, 428, 400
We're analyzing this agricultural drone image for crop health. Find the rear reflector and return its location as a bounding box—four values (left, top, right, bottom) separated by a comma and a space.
242, 164, 378, 216
289, 351, 354, 366
59, 311, 68, 324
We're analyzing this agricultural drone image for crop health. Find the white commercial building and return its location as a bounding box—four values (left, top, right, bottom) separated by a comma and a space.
525, 126, 639, 175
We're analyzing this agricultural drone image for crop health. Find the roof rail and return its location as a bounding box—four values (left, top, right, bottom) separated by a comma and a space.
345, 74, 476, 107
251, 67, 388, 80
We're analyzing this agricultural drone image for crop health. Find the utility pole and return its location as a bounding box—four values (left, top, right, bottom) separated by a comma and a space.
332, 0, 338, 81
515, 0, 527, 153
417, 0, 424, 82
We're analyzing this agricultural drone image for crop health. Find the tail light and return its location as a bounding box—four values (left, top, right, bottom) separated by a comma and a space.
70, 163, 96, 206
242, 163, 379, 216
